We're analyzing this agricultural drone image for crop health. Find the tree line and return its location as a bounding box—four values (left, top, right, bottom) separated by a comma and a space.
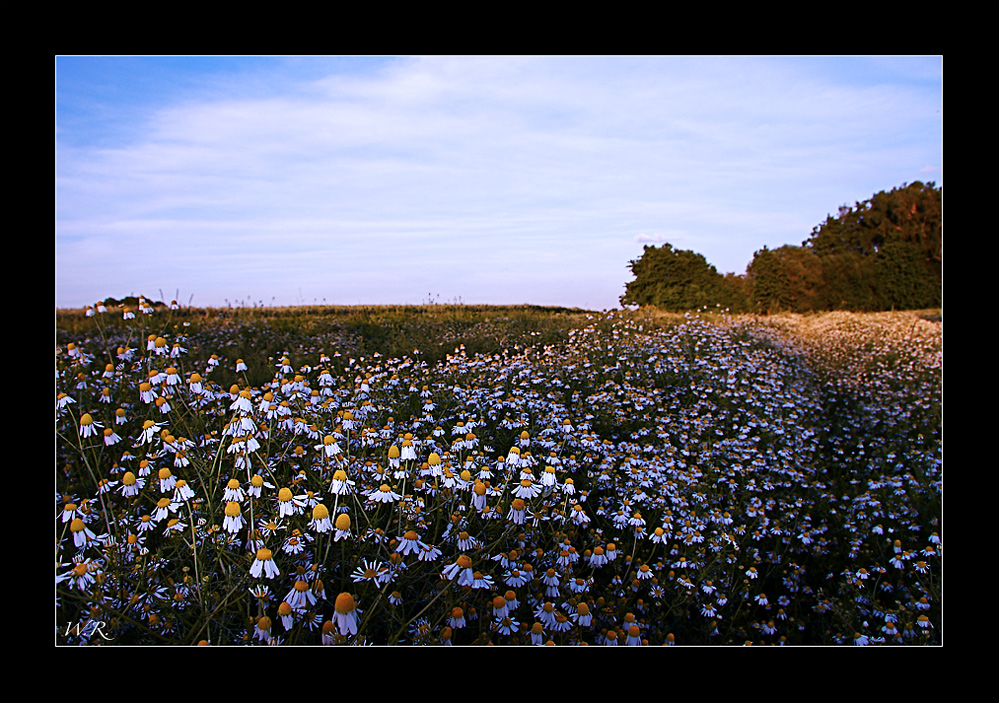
620, 181, 942, 313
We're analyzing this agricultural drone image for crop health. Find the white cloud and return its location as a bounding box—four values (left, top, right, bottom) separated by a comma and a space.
56, 56, 943, 309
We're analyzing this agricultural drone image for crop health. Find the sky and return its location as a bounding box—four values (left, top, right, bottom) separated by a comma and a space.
55, 55, 943, 311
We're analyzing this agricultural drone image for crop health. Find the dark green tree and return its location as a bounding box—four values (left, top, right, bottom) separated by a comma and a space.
621, 243, 746, 311
818, 251, 880, 311
804, 181, 941, 310
747, 245, 825, 313
747, 246, 792, 314
874, 238, 942, 309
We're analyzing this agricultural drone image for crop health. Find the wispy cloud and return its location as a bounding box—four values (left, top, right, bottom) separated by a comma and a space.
634, 233, 682, 244
56, 56, 943, 309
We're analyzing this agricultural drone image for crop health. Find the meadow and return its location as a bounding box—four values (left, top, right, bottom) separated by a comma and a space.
55, 301, 942, 645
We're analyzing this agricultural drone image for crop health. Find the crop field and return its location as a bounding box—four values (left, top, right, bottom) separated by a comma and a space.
55, 302, 942, 646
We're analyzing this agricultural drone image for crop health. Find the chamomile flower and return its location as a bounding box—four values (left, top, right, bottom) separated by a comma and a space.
135, 419, 164, 446
316, 435, 343, 460
276, 487, 305, 517
534, 601, 559, 627
138, 382, 157, 405
588, 546, 609, 568
163, 517, 187, 535
400, 438, 417, 462
448, 607, 467, 629
285, 580, 318, 610
572, 602, 593, 627
625, 624, 644, 646
247, 474, 274, 498
333, 593, 360, 636
173, 479, 195, 502
507, 498, 528, 525
118, 471, 146, 498
442, 554, 476, 587
223, 502, 246, 534
282, 531, 308, 556
58, 556, 99, 590
250, 548, 280, 579
188, 373, 204, 395
571, 504, 590, 525
253, 616, 273, 643
494, 616, 520, 636
309, 504, 333, 533
222, 478, 246, 503
79, 413, 103, 439
333, 513, 352, 541
69, 518, 99, 549
158, 467, 177, 492
396, 530, 425, 555
277, 602, 295, 630
512, 478, 541, 500
367, 484, 403, 504
329, 469, 355, 496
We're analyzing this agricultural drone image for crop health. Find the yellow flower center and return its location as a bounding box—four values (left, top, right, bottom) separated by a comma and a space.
334, 592, 356, 614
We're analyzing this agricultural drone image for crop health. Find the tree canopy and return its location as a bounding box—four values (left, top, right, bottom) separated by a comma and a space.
620, 243, 745, 312
803, 181, 942, 310
622, 181, 942, 313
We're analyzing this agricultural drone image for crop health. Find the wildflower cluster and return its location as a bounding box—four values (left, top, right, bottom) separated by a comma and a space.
56, 304, 941, 645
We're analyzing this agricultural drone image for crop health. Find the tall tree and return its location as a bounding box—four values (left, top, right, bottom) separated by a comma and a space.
747, 245, 825, 314
621, 243, 746, 312
747, 246, 791, 314
805, 181, 941, 310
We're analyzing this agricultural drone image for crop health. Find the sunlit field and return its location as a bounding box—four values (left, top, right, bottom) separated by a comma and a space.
55, 301, 942, 646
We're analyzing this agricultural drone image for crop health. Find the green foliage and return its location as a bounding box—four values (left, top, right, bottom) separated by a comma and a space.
805, 181, 942, 311
874, 239, 942, 310
817, 251, 880, 311
621, 243, 747, 312
621, 181, 941, 314
747, 246, 792, 314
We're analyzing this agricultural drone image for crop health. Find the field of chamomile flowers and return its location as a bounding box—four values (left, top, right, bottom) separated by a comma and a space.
55, 301, 942, 646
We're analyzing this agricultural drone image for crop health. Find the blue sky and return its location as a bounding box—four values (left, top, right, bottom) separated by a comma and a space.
56, 56, 942, 311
